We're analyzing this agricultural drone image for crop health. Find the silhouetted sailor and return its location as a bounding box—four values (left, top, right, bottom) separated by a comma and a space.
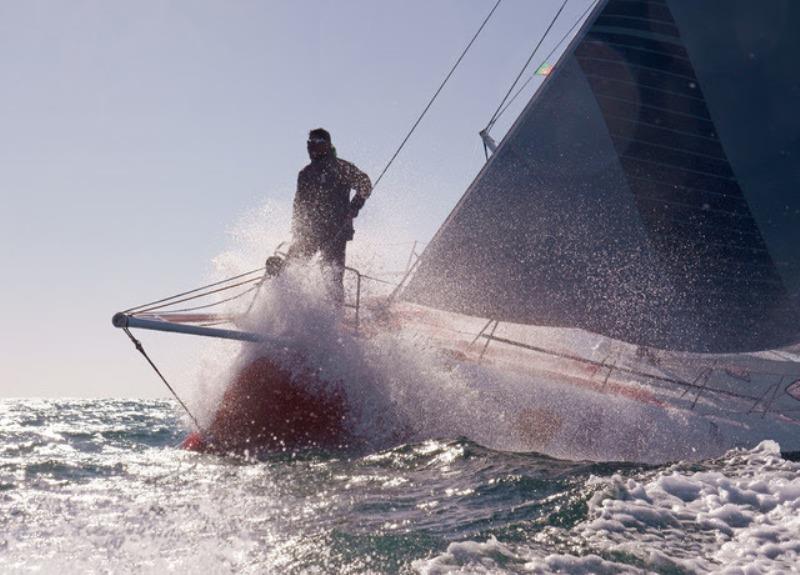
288, 128, 372, 302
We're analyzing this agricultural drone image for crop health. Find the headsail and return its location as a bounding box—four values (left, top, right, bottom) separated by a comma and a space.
401, 0, 800, 353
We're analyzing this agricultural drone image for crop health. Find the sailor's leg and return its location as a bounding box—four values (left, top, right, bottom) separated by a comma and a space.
320, 236, 347, 304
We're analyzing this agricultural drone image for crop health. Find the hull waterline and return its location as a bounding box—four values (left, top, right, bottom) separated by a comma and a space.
182, 355, 349, 455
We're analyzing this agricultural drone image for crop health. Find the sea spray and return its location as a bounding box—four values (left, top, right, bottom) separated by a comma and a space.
190, 260, 719, 462
184, 199, 493, 451
181, 199, 739, 462
231, 261, 490, 450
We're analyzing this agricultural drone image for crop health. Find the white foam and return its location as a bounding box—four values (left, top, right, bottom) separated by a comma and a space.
577, 440, 800, 572
415, 442, 800, 574
413, 536, 641, 574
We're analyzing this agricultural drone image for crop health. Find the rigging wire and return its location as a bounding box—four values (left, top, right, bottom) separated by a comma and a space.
370, 0, 503, 192
140, 285, 260, 316
491, 0, 597, 126
132, 277, 263, 315
122, 266, 265, 314
122, 327, 202, 430
358, 273, 401, 287
483, 0, 571, 135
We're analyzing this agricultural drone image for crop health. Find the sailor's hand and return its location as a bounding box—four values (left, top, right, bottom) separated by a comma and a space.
264, 255, 285, 277
349, 195, 366, 218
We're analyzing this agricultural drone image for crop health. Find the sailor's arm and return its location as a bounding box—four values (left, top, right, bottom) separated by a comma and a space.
341, 160, 372, 216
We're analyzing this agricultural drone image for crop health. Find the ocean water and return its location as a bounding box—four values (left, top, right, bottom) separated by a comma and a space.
1, 399, 798, 574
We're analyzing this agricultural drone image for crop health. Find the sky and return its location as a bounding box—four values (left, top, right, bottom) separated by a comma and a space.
0, 0, 593, 397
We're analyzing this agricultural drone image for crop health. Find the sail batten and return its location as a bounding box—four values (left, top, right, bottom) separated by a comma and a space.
401, 0, 800, 353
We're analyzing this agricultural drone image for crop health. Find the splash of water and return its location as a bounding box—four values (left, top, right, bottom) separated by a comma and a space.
184, 200, 734, 462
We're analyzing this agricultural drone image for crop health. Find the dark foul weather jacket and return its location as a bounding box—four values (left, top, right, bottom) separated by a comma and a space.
291, 154, 372, 248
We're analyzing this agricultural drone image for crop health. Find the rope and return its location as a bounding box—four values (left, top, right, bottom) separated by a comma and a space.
133, 277, 263, 315
123, 266, 265, 314
483, 0, 570, 135
122, 327, 202, 430
358, 273, 401, 287
371, 0, 503, 192
143, 284, 260, 315
491, 0, 596, 126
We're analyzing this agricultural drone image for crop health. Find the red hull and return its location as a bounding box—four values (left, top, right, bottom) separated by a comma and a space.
181, 356, 349, 454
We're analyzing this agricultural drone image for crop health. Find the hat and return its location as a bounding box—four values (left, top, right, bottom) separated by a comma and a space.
308, 128, 331, 143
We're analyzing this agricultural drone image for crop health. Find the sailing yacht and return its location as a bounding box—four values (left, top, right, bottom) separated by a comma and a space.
114, 0, 800, 460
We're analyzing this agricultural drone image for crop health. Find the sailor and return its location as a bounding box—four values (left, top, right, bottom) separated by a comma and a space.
288, 128, 372, 302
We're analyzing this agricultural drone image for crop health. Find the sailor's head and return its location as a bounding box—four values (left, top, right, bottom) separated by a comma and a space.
307, 128, 332, 160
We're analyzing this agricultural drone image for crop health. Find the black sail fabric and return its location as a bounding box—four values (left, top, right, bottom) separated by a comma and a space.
401, 0, 800, 353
